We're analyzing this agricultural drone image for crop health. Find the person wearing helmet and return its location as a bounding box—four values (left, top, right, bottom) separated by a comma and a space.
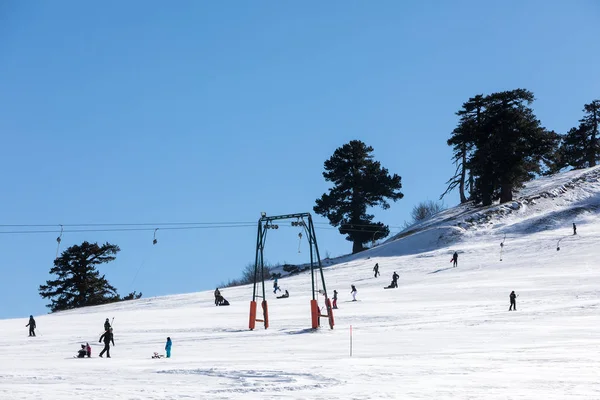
104, 318, 111, 332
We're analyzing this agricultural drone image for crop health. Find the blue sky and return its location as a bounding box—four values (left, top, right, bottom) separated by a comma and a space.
1, 1, 599, 319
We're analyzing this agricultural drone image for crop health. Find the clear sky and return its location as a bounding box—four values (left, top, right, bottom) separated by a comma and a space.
1, 1, 599, 319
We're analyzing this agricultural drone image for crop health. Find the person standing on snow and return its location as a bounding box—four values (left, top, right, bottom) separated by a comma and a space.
104, 318, 111, 332
573, 223, 577, 235
373, 263, 380, 278
26, 315, 36, 337
99, 328, 115, 358
392, 271, 399, 288
273, 278, 281, 294
509, 291, 517, 311
451, 252, 458, 268
350, 285, 357, 301
165, 337, 172, 358
332, 290, 338, 309
214, 288, 222, 306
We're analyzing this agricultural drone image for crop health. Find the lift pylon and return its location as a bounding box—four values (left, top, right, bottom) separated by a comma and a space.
249, 212, 334, 330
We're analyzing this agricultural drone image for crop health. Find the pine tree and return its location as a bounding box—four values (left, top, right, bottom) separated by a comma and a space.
39, 241, 132, 312
314, 140, 403, 253
455, 89, 558, 206
581, 100, 600, 167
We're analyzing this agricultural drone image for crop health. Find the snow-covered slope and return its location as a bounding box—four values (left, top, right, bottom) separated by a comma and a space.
2, 168, 600, 399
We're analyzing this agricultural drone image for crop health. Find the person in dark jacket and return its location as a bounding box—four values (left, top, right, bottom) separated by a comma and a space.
573, 223, 577, 235
373, 263, 380, 278
451, 252, 458, 267
392, 271, 399, 288
77, 344, 87, 358
332, 290, 338, 309
26, 315, 36, 337
104, 318, 111, 332
214, 288, 222, 306
509, 291, 517, 311
277, 290, 289, 299
351, 285, 357, 301
99, 328, 115, 358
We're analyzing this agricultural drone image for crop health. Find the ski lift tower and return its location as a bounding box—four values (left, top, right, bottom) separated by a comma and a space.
249, 212, 334, 330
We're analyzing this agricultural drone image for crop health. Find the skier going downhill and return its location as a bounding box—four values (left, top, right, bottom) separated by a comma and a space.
26, 315, 36, 337
99, 328, 115, 358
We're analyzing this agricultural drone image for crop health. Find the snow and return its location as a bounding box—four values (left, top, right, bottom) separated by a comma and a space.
2, 167, 600, 399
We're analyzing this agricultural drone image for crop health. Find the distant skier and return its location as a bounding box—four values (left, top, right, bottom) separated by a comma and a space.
573, 223, 577, 235
509, 291, 517, 311
86, 342, 91, 358
332, 290, 338, 309
392, 271, 399, 288
451, 252, 458, 268
26, 315, 36, 337
165, 337, 172, 358
350, 285, 357, 301
104, 318, 111, 332
214, 288, 222, 306
273, 278, 281, 294
277, 290, 289, 299
99, 328, 115, 358
373, 263, 380, 278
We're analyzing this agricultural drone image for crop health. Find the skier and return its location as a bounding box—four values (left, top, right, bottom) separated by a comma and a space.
104, 318, 111, 332
277, 290, 289, 299
76, 344, 87, 358
165, 337, 172, 358
509, 291, 517, 311
350, 285, 357, 301
451, 252, 458, 268
573, 223, 577, 235
86, 342, 92, 358
392, 271, 399, 288
332, 290, 338, 309
273, 278, 281, 294
99, 328, 115, 358
26, 315, 36, 337
373, 263, 380, 278
214, 288, 222, 306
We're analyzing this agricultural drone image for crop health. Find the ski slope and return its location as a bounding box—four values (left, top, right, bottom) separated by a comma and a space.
2, 168, 600, 399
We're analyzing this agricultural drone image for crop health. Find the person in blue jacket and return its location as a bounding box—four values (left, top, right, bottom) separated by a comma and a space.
165, 337, 172, 358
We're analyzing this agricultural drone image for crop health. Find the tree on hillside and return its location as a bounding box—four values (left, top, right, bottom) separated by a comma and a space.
39, 241, 141, 312
558, 100, 600, 169
404, 201, 446, 228
441, 95, 484, 203
314, 140, 404, 253
448, 89, 559, 206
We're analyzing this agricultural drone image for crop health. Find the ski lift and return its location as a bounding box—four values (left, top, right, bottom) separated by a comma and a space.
153, 228, 159, 245
55, 225, 63, 258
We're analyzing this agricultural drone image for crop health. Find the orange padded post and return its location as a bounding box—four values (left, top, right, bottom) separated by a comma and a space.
262, 300, 269, 329
249, 301, 257, 330
310, 299, 319, 329
325, 298, 335, 329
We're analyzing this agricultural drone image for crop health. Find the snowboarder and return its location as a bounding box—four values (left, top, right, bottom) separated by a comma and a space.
373, 263, 380, 278
573, 223, 577, 235
392, 271, 399, 288
509, 291, 517, 311
165, 337, 172, 358
451, 252, 458, 268
332, 290, 338, 309
273, 278, 281, 294
26, 315, 36, 337
99, 328, 115, 358
104, 318, 111, 332
86, 342, 91, 358
214, 288, 222, 306
277, 290, 289, 299
350, 285, 357, 301
76, 344, 87, 358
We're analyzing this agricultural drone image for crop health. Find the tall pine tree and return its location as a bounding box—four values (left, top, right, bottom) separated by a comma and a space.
314, 140, 403, 253
39, 241, 139, 312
